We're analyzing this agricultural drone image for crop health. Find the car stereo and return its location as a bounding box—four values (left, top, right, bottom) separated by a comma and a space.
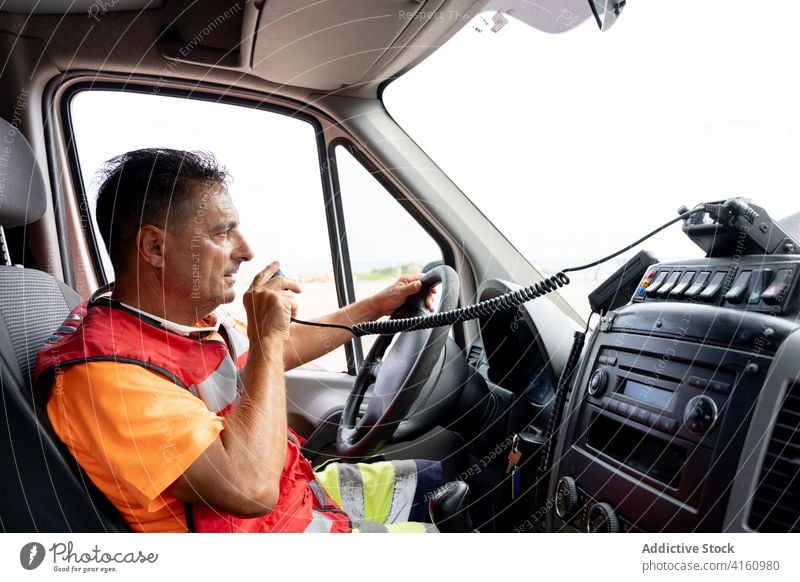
547, 198, 800, 533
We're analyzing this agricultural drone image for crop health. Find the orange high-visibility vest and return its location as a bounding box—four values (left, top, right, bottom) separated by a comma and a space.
35, 298, 351, 533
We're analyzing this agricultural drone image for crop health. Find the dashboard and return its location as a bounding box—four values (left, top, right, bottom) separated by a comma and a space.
471, 216, 800, 533
548, 253, 800, 533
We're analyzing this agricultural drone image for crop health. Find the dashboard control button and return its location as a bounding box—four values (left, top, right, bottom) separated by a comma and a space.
555, 477, 579, 519
708, 380, 731, 394
598, 355, 617, 365
761, 269, 793, 305
587, 502, 620, 533
688, 375, 708, 389
724, 270, 752, 304
588, 369, 609, 397
656, 271, 682, 297
669, 271, 696, 297
645, 271, 669, 297
647, 411, 660, 427
617, 402, 630, 416
683, 395, 719, 435
684, 271, 711, 298
635, 408, 650, 424
658, 417, 679, 434
634, 271, 656, 301
747, 269, 773, 304
699, 272, 727, 302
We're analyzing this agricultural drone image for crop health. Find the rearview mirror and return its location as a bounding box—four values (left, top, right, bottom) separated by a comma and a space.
588, 0, 626, 31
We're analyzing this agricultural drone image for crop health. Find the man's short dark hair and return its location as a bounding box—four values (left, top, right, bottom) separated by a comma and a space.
95, 148, 229, 270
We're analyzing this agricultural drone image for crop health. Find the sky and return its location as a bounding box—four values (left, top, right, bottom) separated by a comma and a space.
385, 1, 800, 269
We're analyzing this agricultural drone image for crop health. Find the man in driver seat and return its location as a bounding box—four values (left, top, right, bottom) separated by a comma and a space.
35, 148, 444, 533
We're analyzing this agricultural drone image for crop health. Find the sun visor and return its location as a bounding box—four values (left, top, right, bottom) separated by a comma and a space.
251, 0, 455, 91
482, 0, 592, 34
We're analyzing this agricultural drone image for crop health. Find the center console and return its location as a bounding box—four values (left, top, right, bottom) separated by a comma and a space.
548, 220, 800, 532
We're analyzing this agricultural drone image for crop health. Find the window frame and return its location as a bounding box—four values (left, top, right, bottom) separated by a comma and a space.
328, 139, 460, 349
56, 79, 457, 374
60, 82, 333, 282
330, 139, 453, 258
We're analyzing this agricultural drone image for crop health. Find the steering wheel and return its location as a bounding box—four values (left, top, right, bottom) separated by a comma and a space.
337, 265, 462, 460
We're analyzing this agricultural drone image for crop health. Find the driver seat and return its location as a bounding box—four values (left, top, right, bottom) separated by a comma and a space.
0, 117, 128, 531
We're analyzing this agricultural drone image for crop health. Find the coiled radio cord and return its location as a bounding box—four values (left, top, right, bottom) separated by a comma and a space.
291, 206, 706, 337
349, 271, 569, 337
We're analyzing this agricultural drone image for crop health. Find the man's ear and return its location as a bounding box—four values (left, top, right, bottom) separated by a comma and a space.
137, 225, 167, 269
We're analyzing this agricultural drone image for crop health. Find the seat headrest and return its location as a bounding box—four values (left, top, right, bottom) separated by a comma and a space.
0, 117, 47, 228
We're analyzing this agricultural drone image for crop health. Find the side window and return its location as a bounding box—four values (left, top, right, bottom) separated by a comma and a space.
69, 91, 347, 371
334, 145, 443, 355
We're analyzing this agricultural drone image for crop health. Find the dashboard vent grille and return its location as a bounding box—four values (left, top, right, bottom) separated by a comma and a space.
748, 382, 800, 532
467, 342, 486, 371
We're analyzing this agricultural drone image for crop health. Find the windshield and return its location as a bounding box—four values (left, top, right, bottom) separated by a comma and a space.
384, 1, 800, 316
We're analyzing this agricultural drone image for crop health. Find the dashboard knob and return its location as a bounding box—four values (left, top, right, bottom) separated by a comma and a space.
555, 476, 579, 519
683, 395, 718, 435
587, 502, 620, 533
588, 369, 609, 397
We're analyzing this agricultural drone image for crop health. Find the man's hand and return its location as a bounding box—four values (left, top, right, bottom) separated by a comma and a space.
172, 261, 297, 517
369, 273, 437, 317
243, 262, 301, 342
282, 271, 438, 370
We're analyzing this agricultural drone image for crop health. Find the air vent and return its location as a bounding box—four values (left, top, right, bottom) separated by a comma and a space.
748, 382, 800, 532
467, 342, 488, 375
467, 342, 484, 369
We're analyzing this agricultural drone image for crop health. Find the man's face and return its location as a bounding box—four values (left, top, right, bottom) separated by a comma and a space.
163, 182, 253, 317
